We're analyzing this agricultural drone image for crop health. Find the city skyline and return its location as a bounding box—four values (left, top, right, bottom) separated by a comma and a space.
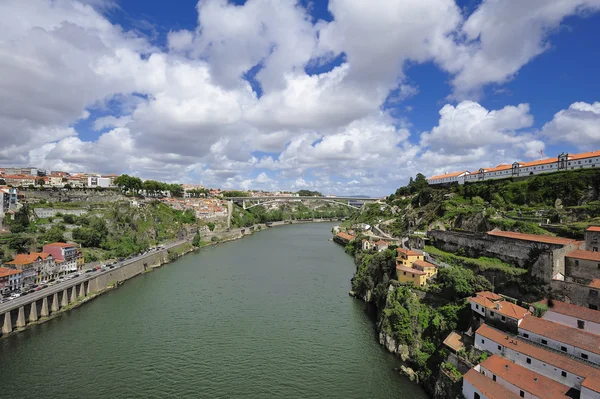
1, 0, 600, 196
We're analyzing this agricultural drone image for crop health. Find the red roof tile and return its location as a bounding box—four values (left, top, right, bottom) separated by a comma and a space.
412, 260, 437, 269
480, 355, 572, 399
463, 368, 521, 399
566, 249, 600, 262
428, 170, 469, 181
0, 267, 23, 278
586, 226, 600, 232
538, 299, 600, 324
396, 248, 422, 257
519, 316, 600, 356
570, 150, 600, 161
396, 265, 426, 275
335, 232, 356, 242
589, 279, 600, 289
487, 230, 575, 246
476, 291, 502, 301
470, 296, 530, 320
44, 242, 77, 248
476, 324, 600, 393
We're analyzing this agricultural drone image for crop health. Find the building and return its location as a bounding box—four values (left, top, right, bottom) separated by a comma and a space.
333, 232, 356, 245
462, 367, 521, 399
412, 260, 438, 279
518, 316, 600, 366
0, 268, 22, 294
536, 299, 600, 334
0, 186, 18, 221
565, 250, 600, 281
475, 323, 600, 398
4, 252, 56, 284
361, 239, 390, 252
463, 354, 574, 399
42, 175, 65, 187
396, 247, 424, 267
1, 174, 37, 187
86, 176, 111, 188
427, 170, 470, 185
469, 291, 530, 333
428, 150, 600, 185
396, 265, 427, 287
42, 243, 83, 274
585, 226, 600, 252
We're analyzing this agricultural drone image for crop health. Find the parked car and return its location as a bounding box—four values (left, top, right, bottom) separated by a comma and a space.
109, 265, 115, 269
35, 287, 43, 291
41, 280, 48, 284
31, 284, 38, 289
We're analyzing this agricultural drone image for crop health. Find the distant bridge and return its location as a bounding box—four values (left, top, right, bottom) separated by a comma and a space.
227, 196, 382, 210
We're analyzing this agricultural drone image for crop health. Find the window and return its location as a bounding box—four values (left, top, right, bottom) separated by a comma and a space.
481, 339, 485, 344
526, 358, 531, 364
582, 353, 589, 360
578, 320, 585, 329
561, 371, 567, 377
490, 311, 495, 317
501, 316, 506, 321
520, 390, 525, 398
498, 345, 502, 350
474, 394, 480, 399
492, 375, 497, 382
590, 304, 599, 310
592, 290, 599, 297
523, 333, 529, 338
403, 272, 406, 275
575, 260, 579, 266
541, 339, 548, 345
561, 346, 567, 352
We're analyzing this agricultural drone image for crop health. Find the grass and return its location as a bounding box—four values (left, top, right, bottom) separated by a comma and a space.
425, 245, 527, 276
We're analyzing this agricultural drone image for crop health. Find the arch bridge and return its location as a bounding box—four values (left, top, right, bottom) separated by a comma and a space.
228, 196, 382, 210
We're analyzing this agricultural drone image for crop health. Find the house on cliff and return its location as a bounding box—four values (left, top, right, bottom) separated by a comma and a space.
333, 232, 356, 245
468, 291, 530, 333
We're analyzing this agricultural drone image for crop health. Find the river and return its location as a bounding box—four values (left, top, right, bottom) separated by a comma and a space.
0, 223, 427, 399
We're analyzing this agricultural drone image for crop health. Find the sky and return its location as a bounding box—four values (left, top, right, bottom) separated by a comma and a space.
1, 0, 600, 196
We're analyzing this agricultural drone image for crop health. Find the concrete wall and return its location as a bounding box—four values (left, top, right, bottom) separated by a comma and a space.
429, 230, 566, 282
566, 257, 600, 281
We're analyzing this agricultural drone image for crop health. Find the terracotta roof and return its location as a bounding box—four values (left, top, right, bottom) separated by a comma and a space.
487, 230, 575, 246
476, 324, 600, 393
427, 170, 469, 181
539, 299, 600, 325
335, 232, 356, 242
479, 355, 572, 399
566, 249, 600, 262
5, 252, 51, 265
520, 157, 558, 167
589, 279, 600, 289
396, 248, 422, 257
412, 260, 437, 269
570, 150, 600, 161
396, 265, 426, 275
480, 164, 512, 173
476, 291, 502, 301
463, 368, 521, 399
442, 331, 466, 352
519, 316, 600, 356
470, 296, 530, 320
43, 242, 77, 248
0, 267, 23, 278
586, 226, 600, 232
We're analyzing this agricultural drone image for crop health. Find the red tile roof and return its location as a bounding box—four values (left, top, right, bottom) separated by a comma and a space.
521, 157, 558, 167
589, 279, 600, 289
335, 232, 356, 242
463, 368, 521, 399
428, 170, 469, 181
538, 299, 600, 324
487, 230, 576, 246
442, 331, 466, 352
480, 355, 572, 399
570, 150, 600, 161
586, 226, 600, 232
470, 295, 530, 320
396, 265, 426, 275
5, 252, 51, 265
476, 324, 600, 393
412, 260, 437, 269
396, 248, 422, 257
0, 267, 23, 278
519, 316, 600, 356
566, 249, 600, 262
476, 291, 502, 301
43, 242, 77, 248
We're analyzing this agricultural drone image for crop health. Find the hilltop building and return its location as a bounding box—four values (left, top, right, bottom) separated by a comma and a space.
394, 248, 438, 287
42, 243, 84, 274
468, 291, 530, 333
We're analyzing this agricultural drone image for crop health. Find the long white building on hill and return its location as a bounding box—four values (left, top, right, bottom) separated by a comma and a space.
428, 150, 600, 185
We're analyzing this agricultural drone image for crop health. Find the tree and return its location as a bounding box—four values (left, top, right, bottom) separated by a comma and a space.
64, 183, 72, 189
192, 231, 202, 247
297, 190, 323, 197
223, 190, 248, 198
207, 222, 215, 232
43, 225, 65, 243
10, 206, 30, 234
432, 266, 492, 301
62, 214, 76, 224
8, 236, 33, 253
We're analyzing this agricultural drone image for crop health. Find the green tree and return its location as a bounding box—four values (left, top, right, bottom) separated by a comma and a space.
207, 222, 215, 231
9, 206, 30, 234
432, 266, 492, 301
43, 224, 66, 243
192, 232, 202, 247
62, 214, 76, 224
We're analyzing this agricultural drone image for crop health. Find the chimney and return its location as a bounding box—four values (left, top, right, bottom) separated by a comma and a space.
496, 303, 502, 310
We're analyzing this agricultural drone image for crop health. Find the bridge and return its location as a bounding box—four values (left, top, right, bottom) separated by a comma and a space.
227, 196, 382, 210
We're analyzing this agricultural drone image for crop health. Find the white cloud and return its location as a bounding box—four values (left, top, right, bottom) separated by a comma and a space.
542, 101, 600, 147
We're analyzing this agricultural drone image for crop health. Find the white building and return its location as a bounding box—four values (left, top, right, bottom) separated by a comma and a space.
475, 323, 600, 398
518, 316, 600, 366
429, 150, 600, 185
536, 300, 600, 335
463, 354, 574, 399
87, 176, 111, 188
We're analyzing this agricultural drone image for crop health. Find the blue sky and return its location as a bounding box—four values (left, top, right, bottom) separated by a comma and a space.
2, 0, 600, 195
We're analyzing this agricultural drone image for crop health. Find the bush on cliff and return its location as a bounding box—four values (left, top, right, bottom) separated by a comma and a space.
429, 266, 492, 301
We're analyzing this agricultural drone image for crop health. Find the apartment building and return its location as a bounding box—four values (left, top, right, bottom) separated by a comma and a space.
537, 299, 600, 335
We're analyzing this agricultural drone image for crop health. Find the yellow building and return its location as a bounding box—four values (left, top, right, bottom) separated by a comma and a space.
396, 248, 424, 267
412, 260, 438, 279
396, 265, 428, 287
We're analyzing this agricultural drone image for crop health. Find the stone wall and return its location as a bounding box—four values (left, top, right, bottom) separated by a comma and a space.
550, 280, 600, 309
428, 230, 568, 282
565, 257, 600, 281
22, 189, 126, 203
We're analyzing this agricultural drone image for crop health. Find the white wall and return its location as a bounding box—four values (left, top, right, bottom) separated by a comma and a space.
470, 299, 486, 317
543, 310, 600, 336
462, 378, 490, 399
582, 387, 600, 399
518, 328, 600, 366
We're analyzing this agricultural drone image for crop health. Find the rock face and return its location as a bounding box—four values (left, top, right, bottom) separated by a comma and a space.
378, 330, 410, 362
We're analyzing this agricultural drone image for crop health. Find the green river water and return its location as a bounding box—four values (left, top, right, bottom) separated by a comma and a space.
0, 222, 428, 399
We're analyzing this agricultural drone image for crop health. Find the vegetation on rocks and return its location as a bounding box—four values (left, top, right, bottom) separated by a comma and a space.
230, 202, 351, 228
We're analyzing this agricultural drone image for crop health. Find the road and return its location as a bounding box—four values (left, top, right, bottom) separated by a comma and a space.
0, 239, 186, 314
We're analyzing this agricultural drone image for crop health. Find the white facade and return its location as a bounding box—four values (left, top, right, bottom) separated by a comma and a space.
475, 332, 589, 391
461, 376, 491, 399
518, 327, 600, 366
427, 171, 469, 185
87, 176, 111, 188
543, 310, 600, 336
8, 271, 21, 291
